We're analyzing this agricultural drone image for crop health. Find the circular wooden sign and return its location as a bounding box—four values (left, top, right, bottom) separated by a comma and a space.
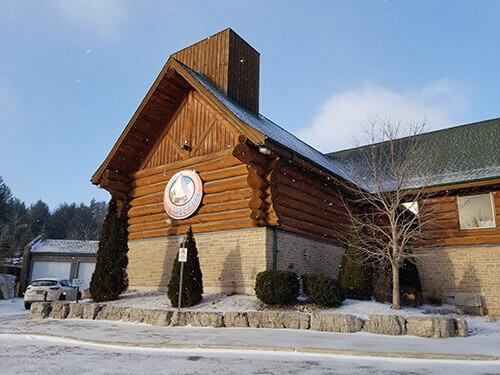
163, 170, 203, 219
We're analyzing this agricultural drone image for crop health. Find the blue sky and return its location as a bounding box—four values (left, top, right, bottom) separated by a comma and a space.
1, 0, 499, 209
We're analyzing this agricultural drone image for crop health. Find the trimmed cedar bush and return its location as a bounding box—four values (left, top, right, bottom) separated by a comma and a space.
255, 270, 299, 305
338, 243, 373, 300
302, 273, 345, 307
373, 259, 423, 307
167, 226, 203, 308
90, 197, 129, 302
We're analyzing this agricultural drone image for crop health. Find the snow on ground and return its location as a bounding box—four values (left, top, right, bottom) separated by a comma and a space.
2, 293, 499, 338
2, 334, 499, 375
92, 291, 500, 337
0, 298, 29, 317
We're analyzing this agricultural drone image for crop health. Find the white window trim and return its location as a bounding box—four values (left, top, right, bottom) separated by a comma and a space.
457, 192, 497, 231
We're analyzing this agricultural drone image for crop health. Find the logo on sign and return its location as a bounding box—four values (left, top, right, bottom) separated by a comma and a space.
164, 170, 203, 219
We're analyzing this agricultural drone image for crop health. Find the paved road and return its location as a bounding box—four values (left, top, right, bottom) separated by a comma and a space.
1, 334, 499, 375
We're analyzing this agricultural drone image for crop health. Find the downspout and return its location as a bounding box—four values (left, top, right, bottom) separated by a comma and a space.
273, 182, 279, 270
273, 226, 278, 270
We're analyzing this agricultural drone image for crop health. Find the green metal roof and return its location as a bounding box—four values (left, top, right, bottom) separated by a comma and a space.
327, 117, 500, 190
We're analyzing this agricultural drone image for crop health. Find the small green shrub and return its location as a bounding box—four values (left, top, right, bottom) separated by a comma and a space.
255, 270, 299, 305
302, 273, 345, 308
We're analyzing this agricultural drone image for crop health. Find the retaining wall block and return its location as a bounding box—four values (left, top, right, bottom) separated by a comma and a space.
310, 314, 363, 333
223, 312, 249, 327
170, 311, 191, 326
49, 302, 70, 319
190, 312, 224, 328
363, 315, 406, 335
122, 308, 145, 323
82, 304, 102, 320
143, 309, 172, 326
455, 318, 469, 337
406, 316, 456, 338
67, 303, 85, 319
29, 302, 51, 319
247, 311, 310, 329
96, 306, 126, 321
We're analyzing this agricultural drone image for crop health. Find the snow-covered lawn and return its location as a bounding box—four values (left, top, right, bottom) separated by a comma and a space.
90, 291, 500, 337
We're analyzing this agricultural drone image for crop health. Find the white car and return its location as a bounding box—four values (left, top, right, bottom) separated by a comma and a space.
24, 278, 79, 309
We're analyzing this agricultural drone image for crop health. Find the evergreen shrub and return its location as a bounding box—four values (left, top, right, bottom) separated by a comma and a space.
338, 244, 373, 300
167, 226, 203, 307
302, 273, 345, 307
254, 270, 299, 305
90, 197, 129, 302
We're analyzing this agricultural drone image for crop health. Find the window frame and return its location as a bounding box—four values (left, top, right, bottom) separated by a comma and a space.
456, 192, 497, 231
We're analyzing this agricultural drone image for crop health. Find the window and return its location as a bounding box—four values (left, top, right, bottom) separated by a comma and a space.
457, 193, 496, 230
402, 201, 419, 216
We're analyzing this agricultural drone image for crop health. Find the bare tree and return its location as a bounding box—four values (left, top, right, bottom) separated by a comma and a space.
332, 117, 447, 309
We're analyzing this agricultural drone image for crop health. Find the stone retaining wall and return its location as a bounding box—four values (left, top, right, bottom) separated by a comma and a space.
30, 302, 468, 339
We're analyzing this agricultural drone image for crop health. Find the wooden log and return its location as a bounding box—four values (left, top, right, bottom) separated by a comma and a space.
132, 149, 234, 180
132, 154, 244, 188
128, 208, 252, 233
110, 191, 128, 201
247, 168, 264, 190
103, 169, 130, 184
202, 188, 253, 205
99, 178, 130, 194
249, 196, 266, 211
233, 144, 269, 167
128, 203, 165, 218
129, 192, 164, 207
269, 183, 346, 217
265, 213, 278, 226
203, 175, 248, 195
128, 212, 167, 226
275, 204, 347, 231
128, 217, 255, 240
279, 165, 338, 198
128, 199, 252, 225
248, 163, 267, 177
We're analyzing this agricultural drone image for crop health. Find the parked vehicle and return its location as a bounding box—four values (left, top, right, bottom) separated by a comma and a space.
24, 278, 79, 309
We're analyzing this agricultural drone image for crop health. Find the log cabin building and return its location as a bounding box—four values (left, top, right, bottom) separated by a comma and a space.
92, 29, 500, 315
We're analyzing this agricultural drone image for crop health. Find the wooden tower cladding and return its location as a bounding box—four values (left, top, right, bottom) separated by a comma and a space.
172, 28, 260, 115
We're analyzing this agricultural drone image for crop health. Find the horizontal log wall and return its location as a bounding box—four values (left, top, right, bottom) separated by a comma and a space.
128, 150, 259, 240
421, 190, 500, 246
269, 162, 350, 243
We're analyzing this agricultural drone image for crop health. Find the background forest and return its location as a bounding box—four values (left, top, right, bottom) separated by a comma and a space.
0, 176, 107, 262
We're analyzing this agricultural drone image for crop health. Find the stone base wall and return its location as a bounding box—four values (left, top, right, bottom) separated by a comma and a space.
128, 228, 346, 295
416, 245, 500, 316
128, 228, 269, 295
270, 230, 345, 279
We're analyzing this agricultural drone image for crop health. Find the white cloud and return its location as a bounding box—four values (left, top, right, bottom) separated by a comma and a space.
54, 0, 126, 39
298, 78, 468, 153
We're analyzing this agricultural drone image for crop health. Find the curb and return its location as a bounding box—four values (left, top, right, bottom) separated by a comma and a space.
3, 332, 499, 362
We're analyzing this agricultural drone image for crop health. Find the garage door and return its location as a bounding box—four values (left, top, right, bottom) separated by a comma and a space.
76, 262, 96, 289
30, 261, 71, 282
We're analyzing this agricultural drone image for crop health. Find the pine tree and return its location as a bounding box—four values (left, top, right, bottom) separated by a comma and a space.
167, 226, 203, 307
89, 197, 129, 302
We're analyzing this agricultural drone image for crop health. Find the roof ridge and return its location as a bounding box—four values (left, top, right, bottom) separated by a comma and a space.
327, 116, 500, 157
